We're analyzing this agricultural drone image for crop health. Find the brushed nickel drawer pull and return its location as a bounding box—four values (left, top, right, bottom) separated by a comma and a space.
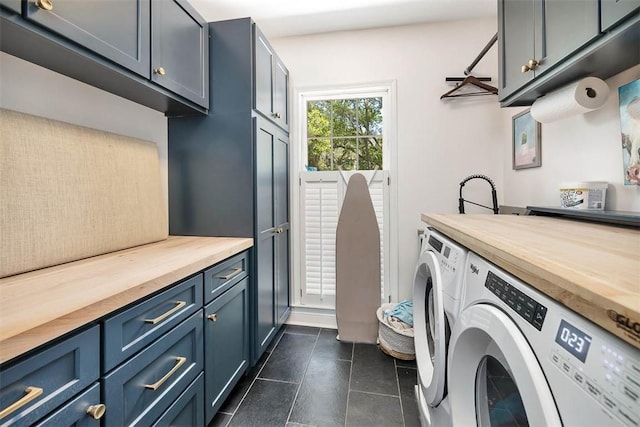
0, 386, 43, 419
86, 404, 106, 420
144, 301, 186, 324
144, 356, 187, 391
218, 268, 242, 280
207, 313, 218, 322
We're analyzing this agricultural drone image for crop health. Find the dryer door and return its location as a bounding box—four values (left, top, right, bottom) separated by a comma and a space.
448, 304, 562, 427
413, 251, 447, 406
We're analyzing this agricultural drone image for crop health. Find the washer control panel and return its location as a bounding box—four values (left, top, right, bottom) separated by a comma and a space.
427, 235, 461, 275
485, 271, 547, 330
550, 331, 640, 427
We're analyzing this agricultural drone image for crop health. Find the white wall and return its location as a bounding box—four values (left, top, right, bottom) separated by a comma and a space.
501, 65, 640, 212
272, 17, 504, 301
0, 52, 169, 216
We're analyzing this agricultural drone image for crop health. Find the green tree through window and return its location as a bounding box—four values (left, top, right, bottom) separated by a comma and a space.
306, 97, 383, 171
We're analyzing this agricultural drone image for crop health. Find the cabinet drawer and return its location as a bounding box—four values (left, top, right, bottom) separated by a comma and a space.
35, 383, 102, 427
103, 312, 203, 427
0, 326, 99, 426
204, 251, 248, 303
152, 373, 204, 427
103, 274, 203, 372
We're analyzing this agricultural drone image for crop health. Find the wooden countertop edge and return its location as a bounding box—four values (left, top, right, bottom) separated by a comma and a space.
0, 236, 253, 364
422, 214, 640, 349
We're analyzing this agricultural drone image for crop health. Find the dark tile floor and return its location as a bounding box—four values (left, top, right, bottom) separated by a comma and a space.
209, 325, 420, 427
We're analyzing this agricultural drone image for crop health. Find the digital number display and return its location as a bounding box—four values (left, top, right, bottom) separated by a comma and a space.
555, 319, 592, 363
428, 236, 443, 253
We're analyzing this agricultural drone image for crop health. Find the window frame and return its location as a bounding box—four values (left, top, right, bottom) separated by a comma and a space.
291, 81, 398, 311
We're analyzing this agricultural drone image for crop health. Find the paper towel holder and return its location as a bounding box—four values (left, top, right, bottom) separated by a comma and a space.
530, 77, 610, 123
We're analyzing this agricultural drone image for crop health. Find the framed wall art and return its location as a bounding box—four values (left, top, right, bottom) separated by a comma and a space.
618, 78, 640, 185
512, 109, 541, 170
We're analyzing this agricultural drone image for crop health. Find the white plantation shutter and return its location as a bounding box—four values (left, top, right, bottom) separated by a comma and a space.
300, 170, 389, 308
301, 172, 339, 302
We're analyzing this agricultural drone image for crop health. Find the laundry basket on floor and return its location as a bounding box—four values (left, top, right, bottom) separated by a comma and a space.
377, 303, 415, 360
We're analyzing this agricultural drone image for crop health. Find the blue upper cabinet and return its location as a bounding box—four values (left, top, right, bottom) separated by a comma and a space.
0, 0, 209, 114
498, 0, 639, 106
254, 25, 289, 131
152, 0, 209, 109
25, 0, 150, 77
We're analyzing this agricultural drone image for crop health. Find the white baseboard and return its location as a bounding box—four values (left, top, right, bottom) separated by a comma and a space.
285, 306, 337, 329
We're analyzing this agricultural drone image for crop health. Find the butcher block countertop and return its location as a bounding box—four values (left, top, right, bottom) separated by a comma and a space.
0, 236, 253, 364
423, 213, 640, 349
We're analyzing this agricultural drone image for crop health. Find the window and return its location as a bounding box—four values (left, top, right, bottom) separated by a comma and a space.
293, 83, 396, 310
306, 98, 383, 171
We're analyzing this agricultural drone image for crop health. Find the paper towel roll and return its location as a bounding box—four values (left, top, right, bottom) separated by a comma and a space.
530, 77, 610, 123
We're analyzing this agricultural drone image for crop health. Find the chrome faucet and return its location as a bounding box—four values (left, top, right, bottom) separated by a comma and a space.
458, 174, 499, 214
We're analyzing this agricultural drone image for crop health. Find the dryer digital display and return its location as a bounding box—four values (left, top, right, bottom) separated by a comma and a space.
428, 236, 443, 253
555, 319, 592, 363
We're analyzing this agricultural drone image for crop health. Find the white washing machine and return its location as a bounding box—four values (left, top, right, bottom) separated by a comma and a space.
448, 251, 640, 427
413, 227, 468, 427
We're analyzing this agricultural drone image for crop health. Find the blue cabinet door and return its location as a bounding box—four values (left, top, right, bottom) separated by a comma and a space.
254, 25, 275, 122
601, 0, 640, 31
25, 0, 150, 77
151, 0, 209, 108
204, 279, 249, 423
254, 117, 277, 361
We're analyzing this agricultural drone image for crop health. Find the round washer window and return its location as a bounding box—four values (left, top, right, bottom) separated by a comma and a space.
476, 355, 529, 427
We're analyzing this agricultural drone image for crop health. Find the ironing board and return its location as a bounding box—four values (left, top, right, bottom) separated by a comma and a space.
335, 173, 380, 343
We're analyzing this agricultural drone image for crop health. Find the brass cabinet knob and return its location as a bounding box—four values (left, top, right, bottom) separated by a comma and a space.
521, 59, 539, 73
86, 404, 106, 420
207, 313, 218, 322
154, 67, 166, 76
35, 0, 53, 10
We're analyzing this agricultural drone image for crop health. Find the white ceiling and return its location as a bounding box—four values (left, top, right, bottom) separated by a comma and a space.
190, 0, 497, 38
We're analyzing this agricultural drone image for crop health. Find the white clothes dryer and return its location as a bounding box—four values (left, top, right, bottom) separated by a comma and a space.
448, 252, 640, 427
413, 227, 468, 426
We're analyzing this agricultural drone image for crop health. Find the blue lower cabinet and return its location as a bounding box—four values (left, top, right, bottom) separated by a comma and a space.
152, 373, 204, 427
35, 383, 103, 427
0, 326, 100, 426
204, 278, 250, 423
102, 312, 204, 427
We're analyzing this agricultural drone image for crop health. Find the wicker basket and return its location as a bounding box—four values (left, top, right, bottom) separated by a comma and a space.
377, 303, 415, 360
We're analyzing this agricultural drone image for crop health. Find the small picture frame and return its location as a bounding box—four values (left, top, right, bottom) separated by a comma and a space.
512, 109, 541, 170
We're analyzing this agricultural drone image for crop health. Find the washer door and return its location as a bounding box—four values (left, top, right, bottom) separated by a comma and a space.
448, 304, 562, 427
413, 251, 447, 407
